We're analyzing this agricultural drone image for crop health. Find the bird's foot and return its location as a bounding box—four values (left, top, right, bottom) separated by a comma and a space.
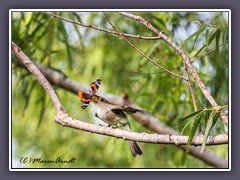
108, 124, 118, 129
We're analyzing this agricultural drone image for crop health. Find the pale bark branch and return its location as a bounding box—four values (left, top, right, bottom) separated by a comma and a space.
12, 42, 66, 116
117, 12, 228, 127
45, 12, 161, 40
13, 44, 228, 168
102, 12, 186, 81
56, 115, 229, 146
12, 46, 227, 146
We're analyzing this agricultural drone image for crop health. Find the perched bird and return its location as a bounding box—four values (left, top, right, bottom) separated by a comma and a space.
78, 79, 143, 157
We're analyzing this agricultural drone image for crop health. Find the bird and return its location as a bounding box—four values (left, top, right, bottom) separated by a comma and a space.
78, 79, 143, 157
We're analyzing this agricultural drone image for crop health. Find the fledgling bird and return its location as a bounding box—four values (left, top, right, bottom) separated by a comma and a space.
78, 79, 143, 157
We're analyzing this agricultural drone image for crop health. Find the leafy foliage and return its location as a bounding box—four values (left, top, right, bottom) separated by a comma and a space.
181, 106, 227, 152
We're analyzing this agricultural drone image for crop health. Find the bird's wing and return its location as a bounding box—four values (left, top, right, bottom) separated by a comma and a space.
111, 106, 142, 114
111, 108, 127, 118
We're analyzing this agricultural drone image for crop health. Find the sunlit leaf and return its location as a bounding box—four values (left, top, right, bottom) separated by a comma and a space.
201, 113, 214, 153
207, 30, 217, 46
57, 21, 73, 70
25, 12, 33, 26
36, 95, 46, 129
211, 112, 220, 129
182, 26, 205, 45
193, 44, 206, 58
186, 112, 202, 152
181, 119, 193, 134
181, 109, 203, 121
214, 29, 220, 61
204, 110, 210, 127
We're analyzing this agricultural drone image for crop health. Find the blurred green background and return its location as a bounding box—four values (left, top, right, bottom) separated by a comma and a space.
11, 11, 229, 168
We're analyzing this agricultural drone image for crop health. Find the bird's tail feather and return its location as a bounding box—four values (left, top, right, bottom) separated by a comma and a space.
128, 140, 143, 157
122, 123, 143, 157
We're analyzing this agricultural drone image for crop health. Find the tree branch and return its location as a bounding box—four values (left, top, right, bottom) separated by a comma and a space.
46, 12, 186, 81
12, 45, 227, 146
183, 61, 201, 134
12, 42, 66, 116
117, 12, 228, 127
13, 42, 228, 168
45, 12, 161, 40
103, 12, 187, 81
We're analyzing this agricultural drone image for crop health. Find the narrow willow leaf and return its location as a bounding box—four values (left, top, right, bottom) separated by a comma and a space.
204, 110, 210, 127
24, 80, 38, 111
222, 29, 228, 50
57, 21, 73, 70
222, 29, 226, 48
181, 119, 193, 134
211, 112, 220, 129
207, 30, 217, 46
186, 112, 203, 152
205, 29, 209, 45
37, 95, 46, 129
25, 12, 33, 26
201, 114, 214, 153
192, 33, 199, 51
193, 44, 206, 58
182, 26, 205, 45
204, 57, 209, 74
214, 29, 220, 61
192, 27, 205, 50
181, 109, 203, 121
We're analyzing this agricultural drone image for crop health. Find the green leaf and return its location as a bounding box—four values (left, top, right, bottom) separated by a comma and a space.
193, 44, 206, 58
182, 26, 205, 45
25, 12, 33, 26
205, 29, 210, 46
222, 29, 228, 50
204, 57, 209, 74
214, 29, 220, 61
181, 109, 203, 121
201, 113, 214, 153
191, 32, 200, 51
36, 95, 46, 129
57, 21, 73, 70
181, 119, 193, 134
186, 112, 203, 152
191, 26, 205, 50
211, 112, 220, 129
204, 110, 210, 126
200, 112, 220, 153
207, 30, 217, 46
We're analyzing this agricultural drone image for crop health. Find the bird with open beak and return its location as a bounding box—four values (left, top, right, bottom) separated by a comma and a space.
78, 79, 143, 157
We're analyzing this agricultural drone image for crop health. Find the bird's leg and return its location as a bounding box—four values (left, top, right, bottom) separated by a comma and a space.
95, 113, 99, 118
107, 124, 118, 129
95, 114, 104, 126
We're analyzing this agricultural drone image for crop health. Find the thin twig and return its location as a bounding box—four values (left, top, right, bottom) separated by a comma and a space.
183, 61, 201, 134
103, 12, 187, 81
45, 12, 161, 40
183, 62, 198, 112
117, 12, 228, 127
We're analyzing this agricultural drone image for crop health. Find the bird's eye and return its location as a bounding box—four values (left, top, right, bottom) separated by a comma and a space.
100, 97, 108, 102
